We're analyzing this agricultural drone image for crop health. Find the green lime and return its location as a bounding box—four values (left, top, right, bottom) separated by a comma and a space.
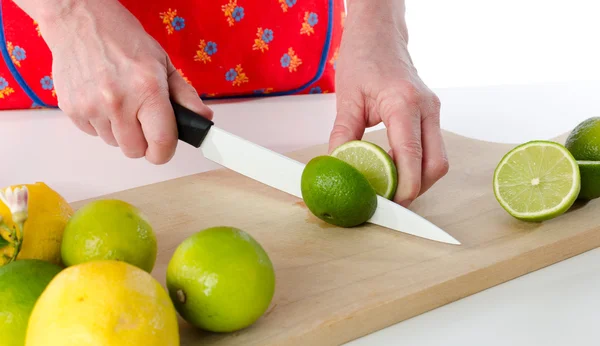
301, 155, 377, 227
564, 117, 600, 200
166, 226, 275, 333
493, 140, 580, 222
575, 161, 600, 200
0, 259, 62, 346
331, 140, 398, 199
565, 117, 600, 160
61, 199, 157, 273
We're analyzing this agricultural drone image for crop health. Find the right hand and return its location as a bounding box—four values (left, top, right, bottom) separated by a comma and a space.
36, 0, 213, 164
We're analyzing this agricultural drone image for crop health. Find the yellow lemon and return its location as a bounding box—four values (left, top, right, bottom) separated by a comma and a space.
25, 260, 179, 346
0, 182, 73, 266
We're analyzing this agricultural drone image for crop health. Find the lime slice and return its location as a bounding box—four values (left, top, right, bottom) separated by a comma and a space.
576, 161, 600, 200
493, 140, 581, 221
331, 140, 398, 199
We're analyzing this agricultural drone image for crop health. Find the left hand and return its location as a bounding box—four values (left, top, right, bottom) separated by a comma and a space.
330, 0, 449, 207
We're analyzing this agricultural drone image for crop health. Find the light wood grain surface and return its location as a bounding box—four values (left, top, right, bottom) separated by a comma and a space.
71, 129, 600, 346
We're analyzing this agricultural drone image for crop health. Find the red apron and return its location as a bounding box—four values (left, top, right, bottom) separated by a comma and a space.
0, 0, 345, 109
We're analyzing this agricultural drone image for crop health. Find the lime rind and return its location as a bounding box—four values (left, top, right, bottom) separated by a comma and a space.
575, 160, 600, 200
493, 140, 581, 221
331, 140, 398, 199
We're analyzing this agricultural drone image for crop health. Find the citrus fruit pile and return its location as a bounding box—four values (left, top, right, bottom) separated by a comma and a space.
0, 183, 276, 345
493, 117, 600, 222
302, 140, 398, 227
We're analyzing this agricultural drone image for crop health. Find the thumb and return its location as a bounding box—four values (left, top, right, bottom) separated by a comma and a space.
328, 97, 366, 153
167, 60, 214, 120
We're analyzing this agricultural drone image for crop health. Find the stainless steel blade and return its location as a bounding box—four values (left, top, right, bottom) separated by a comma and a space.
200, 126, 460, 245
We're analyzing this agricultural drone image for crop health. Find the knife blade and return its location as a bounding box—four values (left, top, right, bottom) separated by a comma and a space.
172, 102, 460, 245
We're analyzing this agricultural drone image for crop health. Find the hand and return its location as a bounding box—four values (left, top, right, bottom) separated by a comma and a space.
329, 0, 449, 207
34, 0, 213, 164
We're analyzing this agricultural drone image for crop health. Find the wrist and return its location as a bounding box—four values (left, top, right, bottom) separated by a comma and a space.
345, 0, 408, 43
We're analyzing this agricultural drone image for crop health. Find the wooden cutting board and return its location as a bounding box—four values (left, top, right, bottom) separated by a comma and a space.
71, 129, 600, 346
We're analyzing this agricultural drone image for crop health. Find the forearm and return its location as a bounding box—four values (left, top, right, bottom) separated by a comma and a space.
12, 0, 125, 47
345, 0, 408, 42
12, 0, 82, 23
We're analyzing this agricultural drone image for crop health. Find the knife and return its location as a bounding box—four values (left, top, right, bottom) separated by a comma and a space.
172, 102, 460, 245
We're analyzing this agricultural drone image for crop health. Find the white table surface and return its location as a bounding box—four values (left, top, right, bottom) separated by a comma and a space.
1, 80, 600, 345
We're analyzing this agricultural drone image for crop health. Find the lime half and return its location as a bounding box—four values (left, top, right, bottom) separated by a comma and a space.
493, 140, 581, 221
331, 140, 398, 199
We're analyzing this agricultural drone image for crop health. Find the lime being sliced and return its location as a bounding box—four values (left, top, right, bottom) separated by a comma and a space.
331, 140, 398, 199
493, 140, 581, 222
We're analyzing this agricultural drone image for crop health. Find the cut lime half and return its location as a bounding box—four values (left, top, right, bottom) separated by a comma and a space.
331, 140, 398, 199
493, 140, 581, 222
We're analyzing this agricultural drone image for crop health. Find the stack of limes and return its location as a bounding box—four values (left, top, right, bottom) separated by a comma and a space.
493, 117, 600, 222
564, 117, 600, 200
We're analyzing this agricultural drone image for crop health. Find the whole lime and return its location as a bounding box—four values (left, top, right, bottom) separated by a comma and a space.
576, 161, 600, 200
565, 117, 600, 199
166, 226, 275, 333
301, 155, 377, 227
565, 117, 600, 160
0, 259, 63, 346
61, 199, 157, 273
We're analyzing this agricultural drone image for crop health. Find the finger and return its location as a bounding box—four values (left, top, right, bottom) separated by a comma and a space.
419, 99, 449, 196
111, 111, 148, 159
328, 96, 366, 153
167, 61, 214, 120
381, 100, 422, 207
72, 118, 98, 137
89, 117, 118, 146
137, 85, 178, 165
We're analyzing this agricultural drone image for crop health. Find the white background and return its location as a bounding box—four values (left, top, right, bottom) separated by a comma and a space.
405, 0, 600, 88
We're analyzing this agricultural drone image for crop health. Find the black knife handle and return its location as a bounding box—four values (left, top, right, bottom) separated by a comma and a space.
172, 101, 214, 148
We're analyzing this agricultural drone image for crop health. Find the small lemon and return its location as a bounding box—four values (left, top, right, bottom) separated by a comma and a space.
0, 182, 73, 266
25, 260, 179, 346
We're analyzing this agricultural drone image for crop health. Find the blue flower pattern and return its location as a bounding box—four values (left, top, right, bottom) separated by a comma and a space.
232, 7, 245, 22
172, 16, 185, 31
225, 69, 238, 82
40, 76, 53, 90
286, 0, 297, 7
205, 41, 218, 55
13, 46, 26, 61
310, 86, 322, 94
280, 54, 291, 68
308, 13, 318, 26
262, 29, 274, 43
0, 77, 8, 90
